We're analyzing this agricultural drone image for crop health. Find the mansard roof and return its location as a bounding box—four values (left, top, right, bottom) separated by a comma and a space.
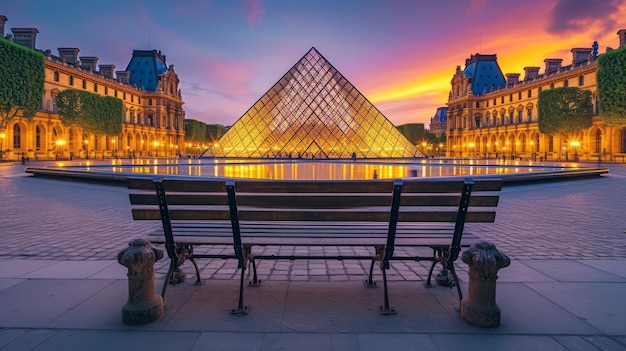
125, 50, 168, 92
463, 54, 506, 95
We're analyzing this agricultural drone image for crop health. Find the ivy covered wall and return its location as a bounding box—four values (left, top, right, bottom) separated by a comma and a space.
0, 37, 45, 128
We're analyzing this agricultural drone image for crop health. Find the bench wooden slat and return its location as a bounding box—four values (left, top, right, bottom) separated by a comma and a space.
147, 234, 481, 247
233, 180, 395, 193
130, 193, 500, 208
133, 208, 496, 223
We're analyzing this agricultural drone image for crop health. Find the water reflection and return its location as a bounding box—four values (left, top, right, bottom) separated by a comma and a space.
95, 158, 563, 180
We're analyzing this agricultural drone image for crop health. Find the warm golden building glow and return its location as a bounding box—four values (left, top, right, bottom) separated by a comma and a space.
446, 31, 626, 162
1, 21, 184, 161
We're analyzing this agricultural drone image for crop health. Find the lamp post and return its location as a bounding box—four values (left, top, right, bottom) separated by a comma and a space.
84, 139, 89, 159
112, 139, 117, 158
152, 141, 159, 158
0, 133, 5, 160
55, 139, 66, 159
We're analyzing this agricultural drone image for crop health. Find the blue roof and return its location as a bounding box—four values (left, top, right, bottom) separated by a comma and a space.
463, 54, 505, 95
435, 107, 447, 123
125, 50, 168, 92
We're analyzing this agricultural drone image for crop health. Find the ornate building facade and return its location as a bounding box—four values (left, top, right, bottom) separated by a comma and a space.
446, 29, 626, 162
1, 16, 185, 160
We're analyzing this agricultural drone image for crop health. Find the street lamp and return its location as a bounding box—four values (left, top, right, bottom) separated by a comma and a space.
84, 139, 89, 159
152, 141, 159, 157
111, 139, 117, 158
570, 141, 580, 161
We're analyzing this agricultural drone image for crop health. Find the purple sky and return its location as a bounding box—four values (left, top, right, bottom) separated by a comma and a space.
2, 0, 625, 127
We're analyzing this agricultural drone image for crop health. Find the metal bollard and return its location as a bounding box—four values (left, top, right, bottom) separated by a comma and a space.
117, 239, 164, 325
460, 241, 510, 328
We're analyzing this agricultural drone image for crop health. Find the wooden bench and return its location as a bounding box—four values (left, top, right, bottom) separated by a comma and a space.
127, 177, 502, 315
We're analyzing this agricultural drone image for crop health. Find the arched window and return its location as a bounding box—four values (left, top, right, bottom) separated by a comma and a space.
36, 126, 41, 150
548, 135, 554, 152
592, 128, 602, 153
13, 124, 21, 149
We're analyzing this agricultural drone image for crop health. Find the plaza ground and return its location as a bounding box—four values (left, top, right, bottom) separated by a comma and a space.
0, 160, 625, 350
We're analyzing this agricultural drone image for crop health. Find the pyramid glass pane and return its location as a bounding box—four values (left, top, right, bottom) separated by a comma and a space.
210, 48, 423, 159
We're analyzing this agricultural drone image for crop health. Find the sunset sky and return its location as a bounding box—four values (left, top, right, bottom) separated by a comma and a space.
2, 0, 625, 127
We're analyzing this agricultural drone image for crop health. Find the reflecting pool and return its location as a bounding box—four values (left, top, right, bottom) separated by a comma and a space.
25, 158, 609, 183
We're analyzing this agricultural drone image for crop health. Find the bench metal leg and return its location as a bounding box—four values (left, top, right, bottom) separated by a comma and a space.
190, 256, 202, 285
379, 261, 396, 315
446, 261, 464, 303
248, 256, 261, 286
364, 257, 377, 287
183, 244, 202, 285
161, 257, 177, 299
426, 259, 439, 287
231, 264, 249, 316
245, 247, 260, 287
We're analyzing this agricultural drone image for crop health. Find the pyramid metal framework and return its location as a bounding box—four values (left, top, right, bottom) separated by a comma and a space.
209, 47, 423, 159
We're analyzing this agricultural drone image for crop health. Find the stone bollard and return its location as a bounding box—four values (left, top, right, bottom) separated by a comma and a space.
117, 239, 164, 325
460, 241, 510, 328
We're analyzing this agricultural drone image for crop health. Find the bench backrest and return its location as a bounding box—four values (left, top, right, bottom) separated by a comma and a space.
128, 177, 502, 262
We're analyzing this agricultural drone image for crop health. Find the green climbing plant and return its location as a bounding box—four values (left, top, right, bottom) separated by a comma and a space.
538, 87, 593, 138
0, 37, 45, 129
597, 46, 626, 126
57, 89, 122, 135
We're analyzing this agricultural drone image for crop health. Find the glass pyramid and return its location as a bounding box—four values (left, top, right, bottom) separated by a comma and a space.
209, 47, 423, 159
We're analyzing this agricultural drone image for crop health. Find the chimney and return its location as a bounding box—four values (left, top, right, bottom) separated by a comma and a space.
80, 56, 99, 72
544, 58, 563, 74
505, 73, 520, 87
99, 64, 115, 79
10, 28, 38, 49
116, 71, 130, 84
58, 48, 80, 65
0, 15, 7, 37
571, 48, 592, 65
618, 29, 626, 48
523, 67, 540, 81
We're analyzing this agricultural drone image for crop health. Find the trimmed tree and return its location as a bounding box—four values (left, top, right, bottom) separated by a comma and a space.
597, 46, 626, 126
0, 37, 45, 129
57, 89, 123, 135
538, 87, 593, 138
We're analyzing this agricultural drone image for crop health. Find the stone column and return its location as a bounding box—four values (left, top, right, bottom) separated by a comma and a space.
117, 239, 164, 325
460, 241, 510, 328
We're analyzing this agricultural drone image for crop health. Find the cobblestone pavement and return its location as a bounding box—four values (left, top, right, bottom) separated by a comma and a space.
1, 160, 625, 281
